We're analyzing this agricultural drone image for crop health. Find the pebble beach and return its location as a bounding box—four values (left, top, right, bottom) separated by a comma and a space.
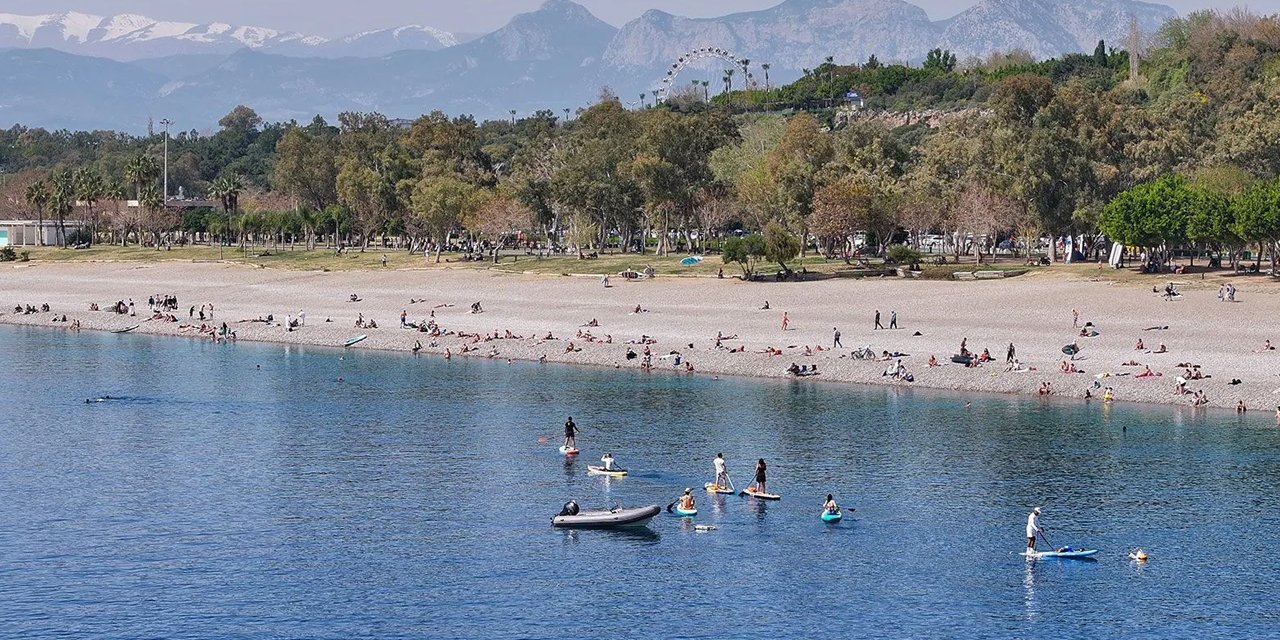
3, 260, 1279, 413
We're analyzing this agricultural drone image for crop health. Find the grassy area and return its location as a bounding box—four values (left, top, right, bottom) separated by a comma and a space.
19, 244, 439, 271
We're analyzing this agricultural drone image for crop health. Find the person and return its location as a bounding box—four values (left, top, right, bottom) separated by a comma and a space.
601, 452, 617, 471
1006, 343, 1016, 364
1072, 309, 1079, 328
824, 493, 839, 515
713, 453, 729, 489
678, 488, 696, 511
781, 312, 789, 331
563, 417, 577, 449
761, 301, 770, 310
753, 458, 768, 494
1026, 507, 1043, 554
833, 328, 842, 348
874, 310, 884, 330
890, 310, 898, 330
1237, 400, 1247, 413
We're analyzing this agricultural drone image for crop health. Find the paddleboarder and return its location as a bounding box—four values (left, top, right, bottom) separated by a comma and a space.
713, 453, 729, 489
1026, 507, 1043, 555
824, 494, 839, 515
601, 452, 617, 471
753, 458, 768, 494
678, 488, 695, 512
563, 417, 577, 449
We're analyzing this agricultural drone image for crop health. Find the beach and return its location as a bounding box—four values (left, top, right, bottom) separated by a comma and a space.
2, 260, 1278, 411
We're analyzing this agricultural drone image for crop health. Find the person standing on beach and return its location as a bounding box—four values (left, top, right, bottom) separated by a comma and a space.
890, 310, 898, 329
1072, 309, 1079, 328
874, 310, 884, 330
833, 328, 842, 348
781, 312, 789, 331
1007, 343, 1016, 364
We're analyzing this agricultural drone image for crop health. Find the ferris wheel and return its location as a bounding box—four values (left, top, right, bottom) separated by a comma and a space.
654, 47, 755, 102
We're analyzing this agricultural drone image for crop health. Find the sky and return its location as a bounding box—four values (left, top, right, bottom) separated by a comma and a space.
2, 0, 1278, 37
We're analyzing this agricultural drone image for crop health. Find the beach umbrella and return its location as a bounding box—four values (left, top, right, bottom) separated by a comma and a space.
680, 256, 703, 266
1062, 344, 1080, 356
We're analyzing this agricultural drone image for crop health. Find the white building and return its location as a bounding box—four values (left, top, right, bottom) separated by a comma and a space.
0, 220, 87, 246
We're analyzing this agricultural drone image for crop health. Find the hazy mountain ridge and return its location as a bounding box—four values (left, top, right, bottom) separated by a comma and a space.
0, 11, 455, 60
0, 0, 1177, 132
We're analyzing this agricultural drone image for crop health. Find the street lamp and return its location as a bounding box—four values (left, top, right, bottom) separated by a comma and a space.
159, 118, 173, 201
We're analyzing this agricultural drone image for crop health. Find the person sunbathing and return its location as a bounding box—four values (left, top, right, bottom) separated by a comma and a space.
1135, 339, 1144, 350
1155, 343, 1168, 353
928, 355, 939, 367
1137, 366, 1161, 379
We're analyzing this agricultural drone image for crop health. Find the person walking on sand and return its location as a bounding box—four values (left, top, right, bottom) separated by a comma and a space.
890, 310, 898, 330
1006, 343, 1016, 364
781, 312, 789, 331
833, 328, 842, 348
874, 310, 884, 330
1072, 309, 1079, 328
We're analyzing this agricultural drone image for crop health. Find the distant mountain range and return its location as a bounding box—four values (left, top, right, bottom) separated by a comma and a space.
0, 0, 1177, 132
0, 11, 457, 60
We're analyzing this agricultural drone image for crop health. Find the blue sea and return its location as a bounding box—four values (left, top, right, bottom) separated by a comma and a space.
1, 325, 1278, 639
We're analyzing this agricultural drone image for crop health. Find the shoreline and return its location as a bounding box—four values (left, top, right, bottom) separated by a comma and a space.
3, 261, 1279, 414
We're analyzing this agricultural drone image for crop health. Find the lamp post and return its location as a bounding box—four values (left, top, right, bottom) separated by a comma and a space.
159, 118, 172, 202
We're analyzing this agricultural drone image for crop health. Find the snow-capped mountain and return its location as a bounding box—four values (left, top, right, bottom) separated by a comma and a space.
0, 0, 1182, 132
0, 11, 455, 60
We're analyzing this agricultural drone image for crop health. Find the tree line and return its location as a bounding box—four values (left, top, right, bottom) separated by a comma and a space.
1, 10, 1278, 273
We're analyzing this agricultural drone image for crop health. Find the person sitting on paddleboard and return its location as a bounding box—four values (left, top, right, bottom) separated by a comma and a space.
754, 458, 768, 494
679, 488, 695, 511
564, 417, 577, 449
824, 494, 839, 514
1026, 507, 1043, 554
713, 453, 728, 488
601, 452, 616, 471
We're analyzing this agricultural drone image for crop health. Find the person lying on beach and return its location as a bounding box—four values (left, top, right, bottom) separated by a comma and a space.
1155, 343, 1168, 353
1060, 360, 1083, 374
1122, 360, 1140, 366
1144, 325, 1170, 331
349, 294, 361, 302
565, 342, 580, 353
1006, 360, 1035, 373
471, 302, 484, 314
1258, 340, 1275, 352
716, 331, 739, 341
761, 301, 770, 310
1079, 328, 1099, 337
433, 303, 453, 309
583, 319, 599, 327
542, 332, 555, 341
1137, 366, 1162, 379
760, 347, 784, 356
632, 305, 649, 314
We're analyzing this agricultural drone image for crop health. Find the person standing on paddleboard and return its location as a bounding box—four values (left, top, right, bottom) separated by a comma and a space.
564, 417, 577, 449
754, 459, 768, 494
713, 453, 728, 489
1026, 507, 1043, 554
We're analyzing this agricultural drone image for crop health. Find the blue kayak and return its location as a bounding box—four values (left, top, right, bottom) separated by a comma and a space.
821, 510, 842, 523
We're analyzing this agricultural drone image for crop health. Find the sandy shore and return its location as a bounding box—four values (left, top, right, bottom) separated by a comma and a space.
3, 260, 1279, 412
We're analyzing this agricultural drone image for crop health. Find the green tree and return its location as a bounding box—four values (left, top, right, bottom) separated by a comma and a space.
1100, 176, 1196, 267
24, 180, 49, 247
722, 233, 766, 278
763, 221, 801, 274
1231, 179, 1280, 271
923, 48, 957, 73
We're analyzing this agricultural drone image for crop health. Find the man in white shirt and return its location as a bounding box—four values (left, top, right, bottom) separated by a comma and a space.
1026, 507, 1043, 554
713, 453, 728, 489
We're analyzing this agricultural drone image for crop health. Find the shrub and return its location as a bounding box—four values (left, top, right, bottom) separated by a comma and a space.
0, 246, 15, 261
885, 244, 922, 266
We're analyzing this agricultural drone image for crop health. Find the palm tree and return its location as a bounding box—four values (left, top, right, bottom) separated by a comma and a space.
48, 170, 76, 247
724, 68, 735, 92
24, 180, 49, 247
739, 59, 751, 88
639, 92, 646, 108
563, 108, 570, 124
104, 181, 127, 245
208, 174, 244, 254
138, 184, 164, 249
761, 63, 772, 91
75, 168, 105, 245
700, 80, 710, 102
124, 154, 160, 199
510, 109, 517, 125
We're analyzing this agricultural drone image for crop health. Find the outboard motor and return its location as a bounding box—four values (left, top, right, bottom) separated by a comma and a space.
558, 500, 579, 517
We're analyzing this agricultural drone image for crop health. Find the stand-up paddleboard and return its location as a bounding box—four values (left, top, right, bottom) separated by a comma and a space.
112, 324, 140, 334
587, 466, 628, 477
344, 335, 368, 347
704, 483, 735, 495
821, 510, 843, 523
741, 487, 781, 501
1023, 548, 1099, 560
558, 445, 579, 456
674, 505, 698, 517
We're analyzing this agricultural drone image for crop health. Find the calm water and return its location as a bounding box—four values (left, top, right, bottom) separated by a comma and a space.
2, 325, 1279, 639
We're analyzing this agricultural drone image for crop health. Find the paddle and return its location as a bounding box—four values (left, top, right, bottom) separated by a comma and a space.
1037, 530, 1056, 551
